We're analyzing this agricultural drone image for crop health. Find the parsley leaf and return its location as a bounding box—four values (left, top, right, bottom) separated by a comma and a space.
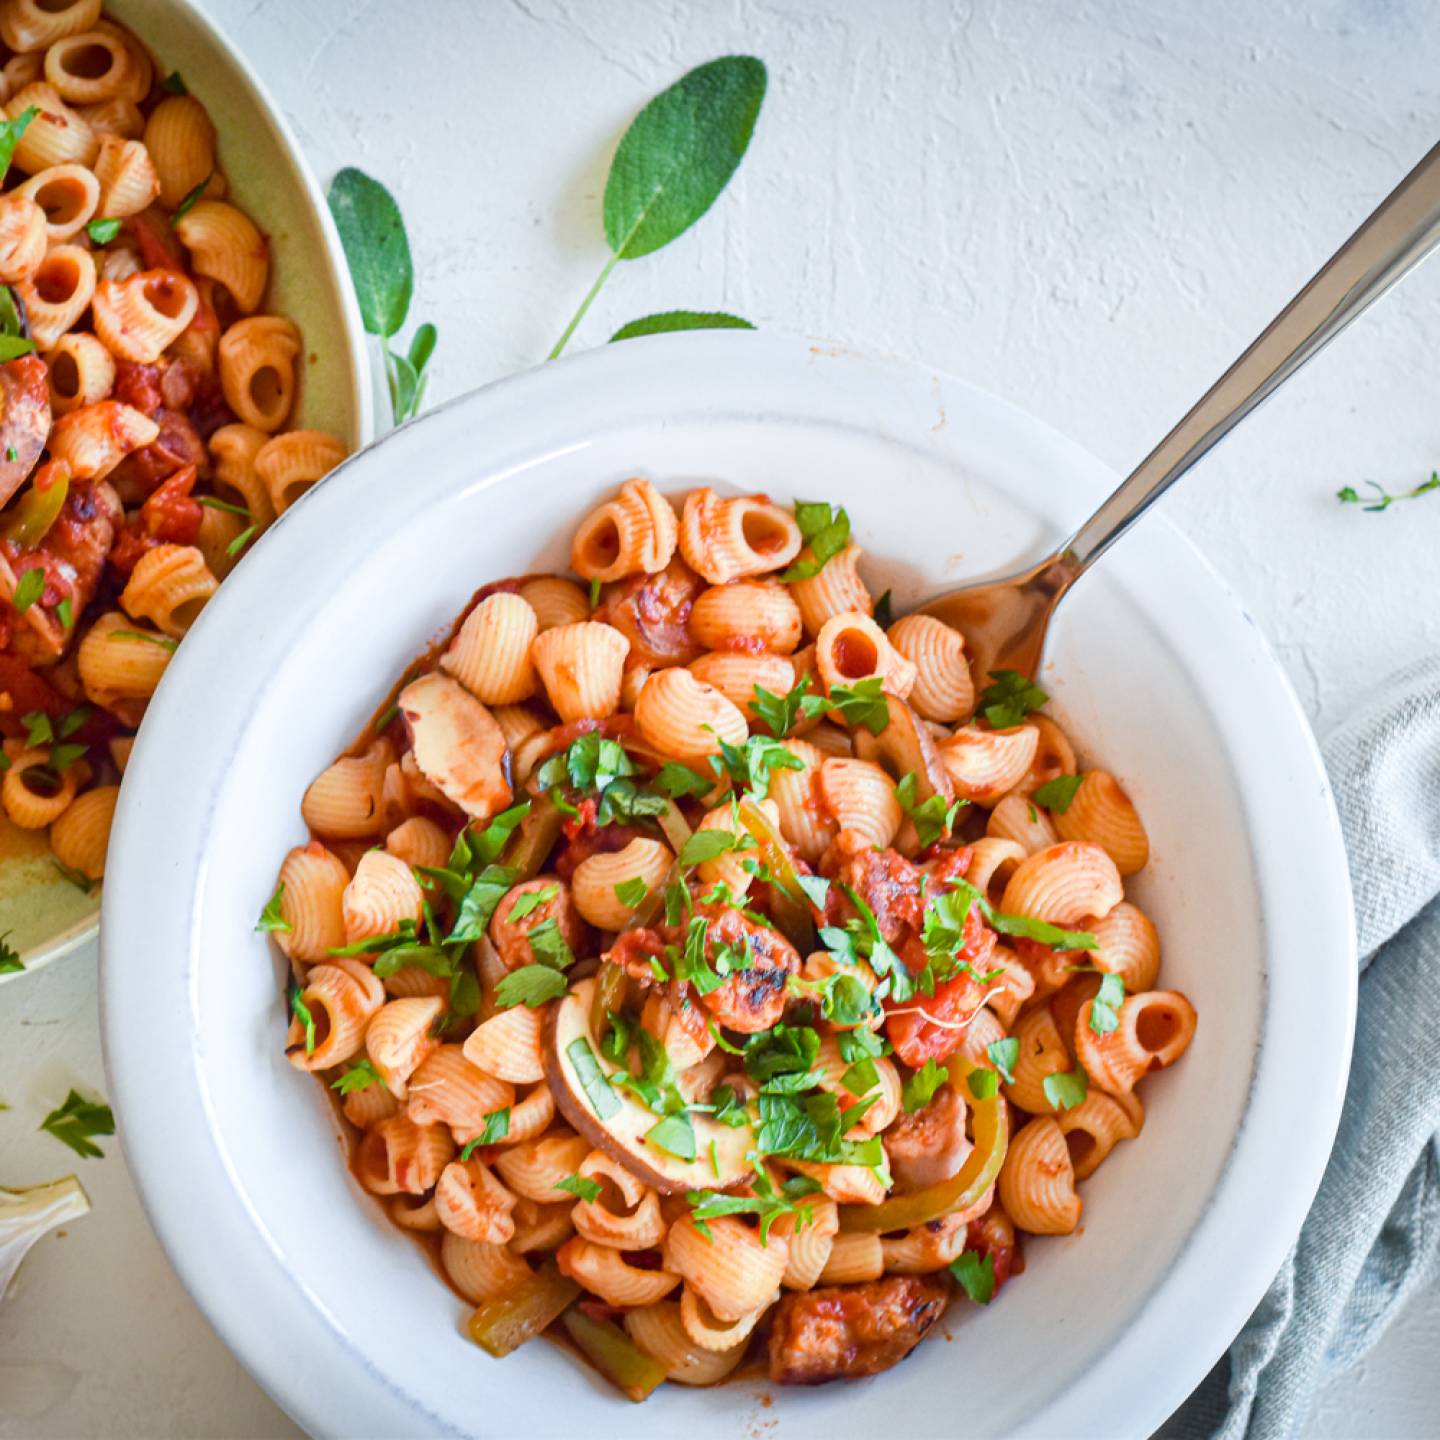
1042, 1066, 1088, 1111
508, 884, 558, 922
873, 589, 893, 628
779, 500, 851, 582
459, 1108, 510, 1158
494, 964, 568, 1009
823, 677, 890, 736
1089, 971, 1125, 1035
57, 705, 90, 739
86, 216, 121, 245
986, 1036, 1019, 1084
614, 875, 649, 908
566, 1037, 620, 1118
796, 873, 831, 911
950, 1250, 995, 1305
38, 1089, 114, 1160
653, 761, 713, 798
687, 1171, 821, 1244
750, 674, 828, 738
708, 730, 804, 800
678, 828, 751, 868
113, 628, 177, 651
0, 930, 22, 974
527, 917, 575, 970
1032, 774, 1083, 813
967, 1068, 999, 1100
902, 1057, 948, 1113
557, 1172, 602, 1203
161, 70, 187, 95
170, 170, 213, 227
979, 670, 1048, 729
646, 1111, 697, 1160
255, 883, 292, 933
21, 710, 52, 746
897, 770, 967, 847
331, 1059, 384, 1095
289, 982, 316, 1054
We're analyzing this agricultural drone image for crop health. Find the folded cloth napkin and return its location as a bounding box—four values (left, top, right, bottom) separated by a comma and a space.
1166, 655, 1440, 1439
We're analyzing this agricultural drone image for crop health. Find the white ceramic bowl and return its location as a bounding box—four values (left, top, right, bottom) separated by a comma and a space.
101, 334, 1355, 1439
0, 0, 373, 982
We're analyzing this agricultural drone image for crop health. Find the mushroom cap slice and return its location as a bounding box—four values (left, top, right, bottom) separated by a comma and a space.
398, 671, 512, 821
544, 978, 754, 1193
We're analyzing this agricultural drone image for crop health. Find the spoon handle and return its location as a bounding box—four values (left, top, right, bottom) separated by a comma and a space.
1064, 138, 1440, 572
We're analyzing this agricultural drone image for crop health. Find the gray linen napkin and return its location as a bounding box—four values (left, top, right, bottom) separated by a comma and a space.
1166, 655, 1440, 1438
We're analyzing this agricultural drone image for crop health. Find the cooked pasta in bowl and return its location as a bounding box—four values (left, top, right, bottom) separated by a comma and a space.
101, 334, 1354, 1438
0, 0, 370, 977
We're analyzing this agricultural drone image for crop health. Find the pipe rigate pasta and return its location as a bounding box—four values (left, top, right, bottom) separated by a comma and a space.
260, 478, 1199, 1398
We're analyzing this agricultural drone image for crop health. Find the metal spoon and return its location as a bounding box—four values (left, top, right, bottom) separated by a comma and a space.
923, 140, 1440, 682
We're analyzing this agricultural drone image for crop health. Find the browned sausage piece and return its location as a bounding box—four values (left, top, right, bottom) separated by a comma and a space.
768, 1275, 950, 1384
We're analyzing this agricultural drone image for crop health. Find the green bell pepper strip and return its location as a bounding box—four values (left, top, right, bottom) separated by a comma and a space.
838, 1057, 1009, 1233
3, 463, 68, 547
560, 1306, 668, 1401
466, 1262, 580, 1357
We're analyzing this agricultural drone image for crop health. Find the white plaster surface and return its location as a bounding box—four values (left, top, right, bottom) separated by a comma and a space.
2, 0, 1439, 1434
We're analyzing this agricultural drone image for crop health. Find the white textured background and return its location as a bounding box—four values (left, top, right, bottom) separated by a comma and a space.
3, 0, 1439, 1434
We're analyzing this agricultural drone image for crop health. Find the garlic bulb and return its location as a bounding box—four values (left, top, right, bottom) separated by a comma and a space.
1, 1176, 90, 1299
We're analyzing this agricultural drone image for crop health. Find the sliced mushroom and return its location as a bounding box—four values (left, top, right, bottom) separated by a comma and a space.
854, 696, 953, 805
544, 977, 753, 1193
398, 671, 512, 821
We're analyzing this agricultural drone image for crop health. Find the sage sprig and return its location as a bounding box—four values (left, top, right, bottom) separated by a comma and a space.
328, 167, 437, 426
550, 56, 766, 359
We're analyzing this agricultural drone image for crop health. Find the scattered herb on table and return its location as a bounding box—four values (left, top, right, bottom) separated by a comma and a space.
39, 1089, 114, 1160
1337, 473, 1439, 512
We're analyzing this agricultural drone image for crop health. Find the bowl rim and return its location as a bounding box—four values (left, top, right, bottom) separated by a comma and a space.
100, 331, 1357, 1438
4, 0, 375, 984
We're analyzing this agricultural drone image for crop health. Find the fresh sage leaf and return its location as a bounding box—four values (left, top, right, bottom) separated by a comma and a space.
611, 310, 754, 342
327, 166, 414, 339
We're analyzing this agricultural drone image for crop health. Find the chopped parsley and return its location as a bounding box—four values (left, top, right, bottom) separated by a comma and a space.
897, 770, 968, 847
526, 916, 575, 970
0, 931, 22, 975
170, 170, 213, 227
38, 1089, 114, 1160
86, 216, 121, 245
678, 827, 752, 869
967, 1068, 999, 1100
823, 676, 890, 736
653, 761, 713, 799
950, 1250, 995, 1305
494, 963, 568, 1008
459, 1108, 511, 1157
331, 1059, 384, 1095
979, 670, 1048, 729
288, 982, 316, 1055
613, 875, 648, 908
686, 1169, 821, 1244
113, 628, 178, 651
226, 524, 257, 557
1042, 1066, 1088, 1111
21, 710, 52, 746
1088, 971, 1125, 1035
255, 884, 292, 934
537, 733, 668, 826
566, 1037, 620, 1118
557, 1172, 602, 1203
1032, 774, 1083, 813
508, 884, 558, 922
55, 597, 72, 629
750, 674, 829, 738
986, 1036, 1019, 1084
161, 70, 188, 94
779, 500, 851, 582
646, 1111, 697, 1160
902, 1056, 948, 1113
51, 860, 92, 893
709, 730, 804, 800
